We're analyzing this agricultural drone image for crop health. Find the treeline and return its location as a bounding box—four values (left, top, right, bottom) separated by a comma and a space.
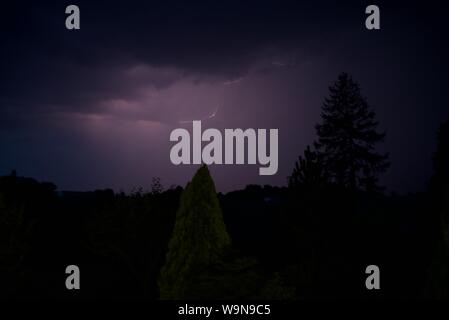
0, 163, 447, 299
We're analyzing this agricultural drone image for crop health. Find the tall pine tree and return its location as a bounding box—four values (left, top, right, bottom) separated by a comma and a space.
427, 120, 449, 298
431, 120, 449, 247
158, 165, 231, 299
314, 73, 389, 191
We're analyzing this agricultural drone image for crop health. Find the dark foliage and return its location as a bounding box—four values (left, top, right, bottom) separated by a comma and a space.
427, 120, 449, 298
158, 165, 231, 299
314, 73, 389, 191
288, 145, 327, 189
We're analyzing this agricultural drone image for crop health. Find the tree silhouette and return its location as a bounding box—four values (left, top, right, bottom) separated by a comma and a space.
288, 145, 327, 189
434, 120, 449, 247
427, 120, 449, 298
151, 177, 164, 195
432, 120, 449, 246
314, 72, 389, 191
158, 165, 231, 299
443, 187, 449, 251
0, 191, 27, 269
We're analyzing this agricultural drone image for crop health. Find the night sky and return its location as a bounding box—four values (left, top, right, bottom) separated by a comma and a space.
1, 1, 448, 193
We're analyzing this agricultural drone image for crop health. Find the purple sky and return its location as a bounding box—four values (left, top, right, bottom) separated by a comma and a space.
1, 1, 448, 193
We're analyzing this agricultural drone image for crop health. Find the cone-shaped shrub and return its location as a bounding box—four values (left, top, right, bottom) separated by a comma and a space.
159, 165, 231, 299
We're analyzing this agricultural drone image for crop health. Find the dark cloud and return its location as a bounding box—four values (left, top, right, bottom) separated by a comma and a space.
1, 0, 448, 192
0, 1, 390, 113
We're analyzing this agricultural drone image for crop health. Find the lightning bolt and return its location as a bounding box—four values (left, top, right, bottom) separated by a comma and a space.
179, 105, 220, 124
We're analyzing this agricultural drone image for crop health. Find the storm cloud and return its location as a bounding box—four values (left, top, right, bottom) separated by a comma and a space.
1, 0, 448, 192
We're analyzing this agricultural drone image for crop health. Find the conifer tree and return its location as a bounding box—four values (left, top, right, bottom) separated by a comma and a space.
314, 73, 389, 191
158, 165, 231, 299
431, 120, 449, 247
427, 120, 449, 298
288, 145, 327, 188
